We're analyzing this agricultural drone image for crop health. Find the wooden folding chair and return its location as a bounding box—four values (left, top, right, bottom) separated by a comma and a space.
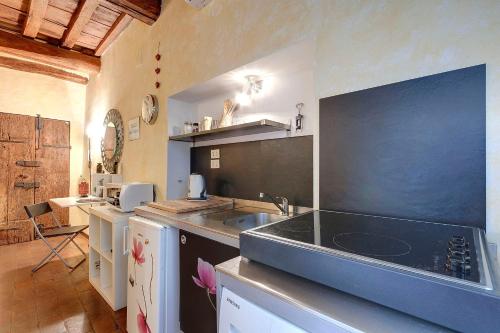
24, 202, 88, 272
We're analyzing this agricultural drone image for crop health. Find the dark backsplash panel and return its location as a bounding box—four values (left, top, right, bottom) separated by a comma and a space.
320, 64, 486, 228
191, 136, 313, 207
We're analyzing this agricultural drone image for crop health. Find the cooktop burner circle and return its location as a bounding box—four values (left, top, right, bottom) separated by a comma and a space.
332, 232, 412, 257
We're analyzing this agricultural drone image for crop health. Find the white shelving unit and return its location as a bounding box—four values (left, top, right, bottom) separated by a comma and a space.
88, 206, 133, 310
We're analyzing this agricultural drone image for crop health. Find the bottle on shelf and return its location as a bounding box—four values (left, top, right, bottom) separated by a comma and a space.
78, 175, 89, 197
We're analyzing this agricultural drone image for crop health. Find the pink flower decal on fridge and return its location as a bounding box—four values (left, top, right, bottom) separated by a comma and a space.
137, 302, 151, 333
192, 257, 217, 310
132, 237, 146, 265
130, 237, 146, 288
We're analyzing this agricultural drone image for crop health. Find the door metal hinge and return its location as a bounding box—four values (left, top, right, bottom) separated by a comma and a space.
0, 139, 27, 143
35, 115, 43, 130
42, 144, 72, 149
16, 160, 41, 167
14, 181, 40, 189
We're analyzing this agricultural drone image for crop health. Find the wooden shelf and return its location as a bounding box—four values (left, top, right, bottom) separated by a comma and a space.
169, 119, 291, 142
88, 206, 130, 311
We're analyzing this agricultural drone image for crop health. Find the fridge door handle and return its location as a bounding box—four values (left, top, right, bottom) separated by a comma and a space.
123, 226, 129, 255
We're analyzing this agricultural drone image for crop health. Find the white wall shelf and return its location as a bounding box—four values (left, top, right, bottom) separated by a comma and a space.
88, 206, 133, 311
169, 119, 290, 142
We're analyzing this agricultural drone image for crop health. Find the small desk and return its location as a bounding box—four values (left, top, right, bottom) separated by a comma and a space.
50, 196, 107, 214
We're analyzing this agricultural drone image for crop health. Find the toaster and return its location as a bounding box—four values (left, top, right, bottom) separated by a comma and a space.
105, 183, 154, 212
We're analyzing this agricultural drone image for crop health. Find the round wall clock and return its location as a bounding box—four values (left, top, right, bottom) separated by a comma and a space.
141, 94, 159, 125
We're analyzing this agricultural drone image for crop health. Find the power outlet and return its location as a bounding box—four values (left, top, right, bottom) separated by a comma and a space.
210, 149, 220, 159
211, 159, 220, 169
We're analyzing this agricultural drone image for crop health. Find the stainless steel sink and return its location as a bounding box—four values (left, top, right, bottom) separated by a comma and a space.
223, 212, 283, 230
200, 208, 285, 231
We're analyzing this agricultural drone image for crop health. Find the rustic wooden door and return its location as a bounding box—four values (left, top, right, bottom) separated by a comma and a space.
0, 114, 70, 244
0, 113, 36, 245
34, 117, 70, 228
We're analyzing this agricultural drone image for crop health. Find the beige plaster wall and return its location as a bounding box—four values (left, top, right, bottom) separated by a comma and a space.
85, 0, 500, 246
0, 67, 87, 227
84, 0, 322, 198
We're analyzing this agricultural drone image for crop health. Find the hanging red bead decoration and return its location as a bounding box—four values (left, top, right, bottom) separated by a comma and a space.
154, 42, 161, 89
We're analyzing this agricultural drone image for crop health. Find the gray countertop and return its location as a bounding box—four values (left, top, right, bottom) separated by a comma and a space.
134, 199, 311, 248
216, 257, 454, 333
135, 205, 242, 248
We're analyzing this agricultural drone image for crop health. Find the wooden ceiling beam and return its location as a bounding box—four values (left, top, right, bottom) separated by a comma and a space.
94, 13, 132, 56
0, 30, 100, 73
61, 0, 100, 49
105, 0, 161, 25
0, 56, 88, 84
23, 0, 49, 38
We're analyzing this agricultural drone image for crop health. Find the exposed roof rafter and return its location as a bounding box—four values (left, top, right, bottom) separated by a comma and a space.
0, 56, 88, 84
0, 30, 100, 73
106, 0, 161, 25
61, 0, 100, 49
94, 13, 133, 56
0, 0, 162, 82
22, 0, 49, 38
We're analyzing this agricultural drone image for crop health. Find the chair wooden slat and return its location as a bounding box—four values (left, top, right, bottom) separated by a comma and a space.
42, 225, 88, 237
24, 202, 52, 218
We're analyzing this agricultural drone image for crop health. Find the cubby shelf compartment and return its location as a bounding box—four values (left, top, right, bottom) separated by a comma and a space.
100, 219, 113, 262
89, 214, 100, 251
168, 119, 291, 142
88, 206, 133, 311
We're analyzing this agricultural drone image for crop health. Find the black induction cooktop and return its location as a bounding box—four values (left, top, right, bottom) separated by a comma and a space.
252, 210, 485, 285
240, 210, 499, 332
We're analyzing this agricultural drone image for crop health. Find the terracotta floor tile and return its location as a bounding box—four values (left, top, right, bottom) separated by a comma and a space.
0, 309, 12, 327
90, 314, 121, 333
39, 317, 67, 333
74, 279, 93, 293
10, 325, 41, 333
14, 278, 35, 290
0, 236, 127, 333
65, 315, 94, 333
11, 320, 41, 333
37, 304, 63, 321
11, 298, 36, 313
0, 286, 14, 300
57, 303, 85, 319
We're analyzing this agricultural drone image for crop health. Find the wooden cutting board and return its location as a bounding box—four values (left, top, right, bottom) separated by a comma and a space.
147, 196, 233, 214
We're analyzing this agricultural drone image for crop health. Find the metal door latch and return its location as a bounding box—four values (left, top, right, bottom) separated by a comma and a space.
42, 144, 72, 149
16, 160, 41, 167
14, 181, 40, 189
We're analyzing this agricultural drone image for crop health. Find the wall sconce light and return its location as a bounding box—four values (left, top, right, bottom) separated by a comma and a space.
86, 121, 104, 192
235, 75, 263, 106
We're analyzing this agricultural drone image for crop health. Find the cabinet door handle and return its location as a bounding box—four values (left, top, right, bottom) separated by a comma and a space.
180, 234, 187, 245
123, 226, 129, 255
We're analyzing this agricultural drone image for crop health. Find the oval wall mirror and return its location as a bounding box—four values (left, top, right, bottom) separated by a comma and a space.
101, 109, 124, 173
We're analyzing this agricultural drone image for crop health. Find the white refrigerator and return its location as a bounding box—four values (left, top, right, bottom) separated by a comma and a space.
126, 216, 179, 333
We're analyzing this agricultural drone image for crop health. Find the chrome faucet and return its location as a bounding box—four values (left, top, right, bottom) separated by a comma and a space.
259, 192, 289, 216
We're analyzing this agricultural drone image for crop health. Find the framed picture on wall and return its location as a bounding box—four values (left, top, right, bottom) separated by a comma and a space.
128, 117, 140, 141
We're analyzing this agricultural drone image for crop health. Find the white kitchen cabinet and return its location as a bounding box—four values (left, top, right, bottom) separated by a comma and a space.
88, 206, 133, 310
